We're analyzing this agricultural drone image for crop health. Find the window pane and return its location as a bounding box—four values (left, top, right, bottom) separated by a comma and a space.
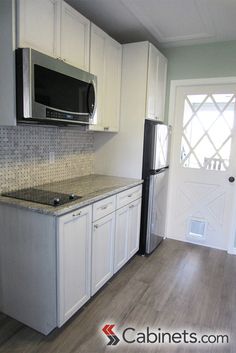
180, 93, 235, 171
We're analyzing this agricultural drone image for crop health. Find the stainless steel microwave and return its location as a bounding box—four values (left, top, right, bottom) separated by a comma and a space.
16, 48, 97, 125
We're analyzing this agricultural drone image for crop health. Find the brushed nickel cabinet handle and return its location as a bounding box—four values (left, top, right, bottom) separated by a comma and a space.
129, 205, 135, 209
101, 204, 109, 210
73, 211, 82, 217
94, 224, 99, 229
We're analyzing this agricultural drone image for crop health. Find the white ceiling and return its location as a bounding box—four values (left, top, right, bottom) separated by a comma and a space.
66, 0, 236, 48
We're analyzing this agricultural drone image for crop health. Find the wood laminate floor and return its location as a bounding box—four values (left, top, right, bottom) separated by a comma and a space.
0, 239, 236, 353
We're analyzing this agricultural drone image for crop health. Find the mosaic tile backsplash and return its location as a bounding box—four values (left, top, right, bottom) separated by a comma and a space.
0, 125, 94, 193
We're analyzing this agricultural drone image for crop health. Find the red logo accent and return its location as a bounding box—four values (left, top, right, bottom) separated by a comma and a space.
102, 324, 115, 336
102, 324, 120, 346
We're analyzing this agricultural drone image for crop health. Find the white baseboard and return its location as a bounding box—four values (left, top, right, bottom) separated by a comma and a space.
227, 248, 236, 255
166, 234, 227, 252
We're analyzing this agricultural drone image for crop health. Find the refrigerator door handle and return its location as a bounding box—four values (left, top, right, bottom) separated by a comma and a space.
150, 166, 169, 175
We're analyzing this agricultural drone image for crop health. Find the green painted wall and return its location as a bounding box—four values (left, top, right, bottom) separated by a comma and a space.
163, 40, 236, 120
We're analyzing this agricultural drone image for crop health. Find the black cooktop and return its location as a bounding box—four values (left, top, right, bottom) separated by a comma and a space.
2, 188, 82, 207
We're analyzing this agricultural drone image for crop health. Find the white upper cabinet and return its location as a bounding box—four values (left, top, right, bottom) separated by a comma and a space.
90, 25, 106, 130
146, 43, 167, 121
156, 51, 167, 122
90, 24, 122, 132
103, 37, 122, 131
17, 0, 60, 57
61, 2, 90, 70
17, 0, 90, 70
146, 44, 159, 120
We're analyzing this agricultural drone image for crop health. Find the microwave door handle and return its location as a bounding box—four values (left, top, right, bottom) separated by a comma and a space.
45, 106, 89, 116
87, 80, 96, 116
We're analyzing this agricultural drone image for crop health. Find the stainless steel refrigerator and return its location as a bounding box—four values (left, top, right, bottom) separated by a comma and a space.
140, 119, 171, 255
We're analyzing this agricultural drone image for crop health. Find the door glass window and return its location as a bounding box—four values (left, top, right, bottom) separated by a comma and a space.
180, 93, 235, 171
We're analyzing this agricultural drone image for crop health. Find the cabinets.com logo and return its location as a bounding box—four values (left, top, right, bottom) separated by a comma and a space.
102, 324, 229, 347
102, 324, 120, 346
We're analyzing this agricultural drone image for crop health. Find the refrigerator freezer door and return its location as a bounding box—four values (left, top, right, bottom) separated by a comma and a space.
146, 169, 169, 254
152, 124, 170, 170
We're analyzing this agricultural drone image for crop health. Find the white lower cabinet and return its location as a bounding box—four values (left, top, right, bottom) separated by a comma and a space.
57, 205, 92, 327
58, 186, 142, 327
0, 185, 142, 334
114, 198, 142, 273
114, 205, 129, 273
128, 198, 142, 259
91, 212, 115, 295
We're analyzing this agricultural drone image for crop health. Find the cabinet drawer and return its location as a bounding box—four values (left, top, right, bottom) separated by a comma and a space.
117, 185, 142, 209
93, 195, 116, 221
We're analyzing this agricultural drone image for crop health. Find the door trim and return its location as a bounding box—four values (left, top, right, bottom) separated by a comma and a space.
166, 77, 236, 254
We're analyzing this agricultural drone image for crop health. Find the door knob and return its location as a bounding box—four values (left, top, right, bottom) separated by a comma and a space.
229, 176, 235, 183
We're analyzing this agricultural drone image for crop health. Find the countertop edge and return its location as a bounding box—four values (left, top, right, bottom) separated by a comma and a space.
0, 180, 143, 217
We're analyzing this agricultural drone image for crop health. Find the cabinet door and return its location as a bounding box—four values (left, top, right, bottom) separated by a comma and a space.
146, 43, 160, 120
61, 1, 90, 70
156, 53, 167, 122
17, 0, 60, 57
91, 213, 115, 295
128, 198, 142, 259
57, 206, 92, 326
114, 205, 129, 273
103, 37, 122, 132
90, 24, 122, 132
146, 43, 167, 121
90, 24, 106, 131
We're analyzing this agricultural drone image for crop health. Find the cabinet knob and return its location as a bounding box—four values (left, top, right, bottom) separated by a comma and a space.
94, 224, 99, 229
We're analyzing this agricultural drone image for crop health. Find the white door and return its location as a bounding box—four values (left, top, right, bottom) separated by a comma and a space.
17, 0, 60, 57
57, 206, 92, 326
90, 24, 106, 130
156, 53, 167, 122
128, 198, 142, 259
61, 2, 90, 70
91, 213, 115, 295
103, 37, 122, 132
146, 43, 167, 121
146, 43, 159, 120
114, 205, 129, 273
167, 84, 236, 251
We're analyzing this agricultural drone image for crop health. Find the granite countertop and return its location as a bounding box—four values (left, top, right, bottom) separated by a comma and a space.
0, 174, 143, 216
